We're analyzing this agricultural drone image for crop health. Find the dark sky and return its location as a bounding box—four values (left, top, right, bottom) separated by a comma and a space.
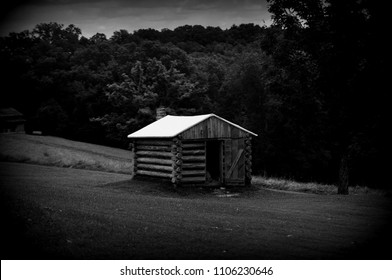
0, 0, 271, 38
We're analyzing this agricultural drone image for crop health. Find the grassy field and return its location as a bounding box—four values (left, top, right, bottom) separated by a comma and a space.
252, 176, 389, 196
1, 161, 391, 260
0, 133, 133, 174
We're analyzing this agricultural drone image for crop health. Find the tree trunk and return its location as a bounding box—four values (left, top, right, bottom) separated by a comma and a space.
338, 154, 349, 195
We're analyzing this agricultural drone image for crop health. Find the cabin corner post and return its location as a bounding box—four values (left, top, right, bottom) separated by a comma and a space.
171, 137, 183, 186
132, 140, 138, 175
245, 135, 252, 186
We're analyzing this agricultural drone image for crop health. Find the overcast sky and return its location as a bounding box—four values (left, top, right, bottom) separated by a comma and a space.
0, 0, 271, 38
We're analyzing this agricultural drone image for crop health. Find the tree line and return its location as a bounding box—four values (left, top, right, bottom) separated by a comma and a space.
0, 0, 387, 191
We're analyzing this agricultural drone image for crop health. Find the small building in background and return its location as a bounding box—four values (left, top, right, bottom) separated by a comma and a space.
128, 114, 257, 187
0, 108, 25, 133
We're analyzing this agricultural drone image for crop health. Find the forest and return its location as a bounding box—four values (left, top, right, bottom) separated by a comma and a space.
0, 0, 387, 191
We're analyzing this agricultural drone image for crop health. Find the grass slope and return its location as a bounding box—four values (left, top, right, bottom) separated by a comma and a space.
1, 162, 391, 260
0, 133, 133, 174
252, 176, 388, 196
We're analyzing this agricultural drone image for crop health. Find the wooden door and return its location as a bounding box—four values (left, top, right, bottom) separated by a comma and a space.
224, 139, 245, 185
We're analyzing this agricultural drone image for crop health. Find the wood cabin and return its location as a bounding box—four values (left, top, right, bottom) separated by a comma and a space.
0, 108, 25, 133
128, 114, 257, 187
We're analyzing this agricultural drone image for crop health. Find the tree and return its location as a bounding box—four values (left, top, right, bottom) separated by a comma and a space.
267, 0, 387, 191
92, 58, 207, 146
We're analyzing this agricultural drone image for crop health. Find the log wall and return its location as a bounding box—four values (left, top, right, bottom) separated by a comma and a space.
133, 139, 174, 179
181, 141, 206, 184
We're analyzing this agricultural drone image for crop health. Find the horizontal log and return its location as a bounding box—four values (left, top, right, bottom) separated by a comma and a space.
136, 140, 173, 146
137, 157, 172, 165
182, 163, 205, 169
137, 163, 173, 172
182, 155, 206, 162
183, 142, 205, 149
137, 145, 172, 152
182, 170, 205, 177
181, 176, 206, 183
182, 149, 205, 156
136, 170, 172, 178
136, 150, 173, 158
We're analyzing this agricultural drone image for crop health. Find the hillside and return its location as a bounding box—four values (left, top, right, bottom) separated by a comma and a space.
1, 161, 391, 260
0, 133, 133, 174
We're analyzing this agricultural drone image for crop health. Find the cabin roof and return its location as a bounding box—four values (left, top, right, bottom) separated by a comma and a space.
127, 113, 257, 138
0, 107, 25, 123
0, 107, 24, 118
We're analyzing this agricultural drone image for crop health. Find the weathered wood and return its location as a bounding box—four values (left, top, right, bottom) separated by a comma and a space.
136, 150, 173, 158
136, 140, 173, 146
173, 137, 182, 146
137, 163, 173, 172
182, 142, 205, 149
137, 157, 172, 165
172, 145, 183, 153
136, 170, 172, 178
227, 149, 244, 178
182, 155, 206, 162
137, 145, 172, 152
182, 149, 205, 155
133, 143, 138, 174
182, 163, 205, 169
179, 116, 249, 140
171, 138, 183, 184
182, 170, 205, 176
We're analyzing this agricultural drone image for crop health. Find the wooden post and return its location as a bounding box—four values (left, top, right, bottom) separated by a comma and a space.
171, 137, 183, 186
244, 135, 252, 186
133, 141, 138, 175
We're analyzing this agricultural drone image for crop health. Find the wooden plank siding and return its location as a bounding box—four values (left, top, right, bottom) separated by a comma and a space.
179, 116, 248, 140
224, 138, 246, 185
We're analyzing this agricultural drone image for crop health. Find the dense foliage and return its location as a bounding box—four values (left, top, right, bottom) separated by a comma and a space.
0, 0, 387, 189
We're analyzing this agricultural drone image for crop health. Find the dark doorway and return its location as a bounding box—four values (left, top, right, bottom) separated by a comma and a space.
206, 141, 221, 182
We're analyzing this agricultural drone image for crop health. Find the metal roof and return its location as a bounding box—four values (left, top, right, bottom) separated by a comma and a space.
127, 113, 257, 138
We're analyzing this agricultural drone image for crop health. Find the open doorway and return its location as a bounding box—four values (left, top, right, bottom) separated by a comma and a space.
206, 140, 222, 183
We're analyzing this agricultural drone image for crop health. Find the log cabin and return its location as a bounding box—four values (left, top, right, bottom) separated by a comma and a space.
128, 114, 257, 187
0, 107, 25, 133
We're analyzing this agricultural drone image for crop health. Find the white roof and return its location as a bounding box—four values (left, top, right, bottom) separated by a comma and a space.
127, 113, 257, 138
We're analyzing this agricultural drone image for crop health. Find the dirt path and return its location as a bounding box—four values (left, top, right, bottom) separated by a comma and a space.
1, 162, 391, 260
